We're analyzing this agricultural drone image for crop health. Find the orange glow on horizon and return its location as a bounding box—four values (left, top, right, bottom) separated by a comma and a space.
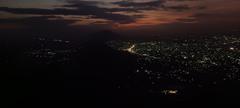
112, 10, 195, 29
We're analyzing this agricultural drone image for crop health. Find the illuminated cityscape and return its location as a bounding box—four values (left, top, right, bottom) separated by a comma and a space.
25, 37, 76, 64
108, 34, 240, 95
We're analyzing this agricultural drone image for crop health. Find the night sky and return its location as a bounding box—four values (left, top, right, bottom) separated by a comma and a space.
1, 0, 240, 36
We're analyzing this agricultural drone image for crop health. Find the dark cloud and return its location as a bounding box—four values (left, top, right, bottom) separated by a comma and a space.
0, 16, 75, 28
112, 0, 203, 11
112, 0, 165, 9
177, 17, 196, 23
0, 0, 141, 24
0, 0, 205, 26
61, 0, 143, 23
163, 5, 191, 12
63, 0, 139, 12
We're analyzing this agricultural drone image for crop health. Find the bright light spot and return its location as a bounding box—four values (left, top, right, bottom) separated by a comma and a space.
230, 47, 235, 50
169, 90, 178, 94
125, 44, 136, 53
162, 90, 178, 95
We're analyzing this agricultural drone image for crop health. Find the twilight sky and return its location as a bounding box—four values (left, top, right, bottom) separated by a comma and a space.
1, 0, 240, 36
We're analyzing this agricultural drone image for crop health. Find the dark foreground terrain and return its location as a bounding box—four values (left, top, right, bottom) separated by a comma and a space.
1, 30, 240, 107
